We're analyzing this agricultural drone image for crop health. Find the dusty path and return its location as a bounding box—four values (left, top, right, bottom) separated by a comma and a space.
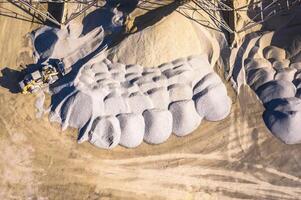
1, 2, 301, 200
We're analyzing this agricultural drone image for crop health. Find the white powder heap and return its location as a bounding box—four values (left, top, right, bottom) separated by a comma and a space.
49, 56, 231, 149
30, 1, 232, 149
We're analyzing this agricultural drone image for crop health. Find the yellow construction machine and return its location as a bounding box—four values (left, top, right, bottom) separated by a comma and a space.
19, 59, 65, 94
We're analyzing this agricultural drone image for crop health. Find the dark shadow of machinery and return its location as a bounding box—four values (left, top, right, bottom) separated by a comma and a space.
0, 67, 24, 93
46, 1, 64, 27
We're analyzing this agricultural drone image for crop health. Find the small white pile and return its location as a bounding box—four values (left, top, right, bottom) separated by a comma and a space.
32, 24, 106, 71
49, 55, 231, 148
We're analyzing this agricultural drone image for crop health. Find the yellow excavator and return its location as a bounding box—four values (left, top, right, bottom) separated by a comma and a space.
19, 59, 65, 94
19, 41, 108, 94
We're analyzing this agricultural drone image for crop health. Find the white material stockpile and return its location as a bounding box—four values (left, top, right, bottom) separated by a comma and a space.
30, 1, 232, 149
49, 56, 231, 148
231, 8, 301, 144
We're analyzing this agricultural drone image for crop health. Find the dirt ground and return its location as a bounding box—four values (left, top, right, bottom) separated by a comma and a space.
1, 2, 301, 200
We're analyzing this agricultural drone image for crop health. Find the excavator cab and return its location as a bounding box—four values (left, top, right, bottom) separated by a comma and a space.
19, 70, 43, 94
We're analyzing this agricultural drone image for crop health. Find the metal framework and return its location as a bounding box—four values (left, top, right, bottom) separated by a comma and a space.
178, 0, 234, 33
0, 0, 103, 26
0, 0, 301, 31
235, 0, 301, 33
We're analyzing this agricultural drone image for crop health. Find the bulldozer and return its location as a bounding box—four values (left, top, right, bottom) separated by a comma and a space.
19, 59, 65, 94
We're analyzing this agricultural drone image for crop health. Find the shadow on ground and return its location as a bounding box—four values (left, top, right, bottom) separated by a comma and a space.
0, 67, 23, 93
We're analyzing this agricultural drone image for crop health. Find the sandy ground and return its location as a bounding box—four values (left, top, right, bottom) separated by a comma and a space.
1, 2, 301, 200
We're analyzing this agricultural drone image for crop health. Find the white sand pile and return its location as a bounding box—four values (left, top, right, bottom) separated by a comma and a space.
32, 24, 105, 68
231, 8, 301, 144
30, 1, 231, 149
49, 56, 231, 148
109, 11, 221, 67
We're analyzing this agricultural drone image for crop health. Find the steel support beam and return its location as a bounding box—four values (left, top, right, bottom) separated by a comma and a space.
1, 0, 301, 33
2, 0, 102, 26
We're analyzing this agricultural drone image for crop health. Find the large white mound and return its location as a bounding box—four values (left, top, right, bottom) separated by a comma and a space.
30, 1, 231, 149
49, 56, 231, 148
109, 11, 219, 67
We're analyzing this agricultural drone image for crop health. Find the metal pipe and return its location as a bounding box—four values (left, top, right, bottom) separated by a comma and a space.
15, 0, 61, 26
192, 0, 234, 33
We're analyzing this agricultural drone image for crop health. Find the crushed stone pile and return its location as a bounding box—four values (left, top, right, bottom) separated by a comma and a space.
49, 55, 231, 148
29, 1, 232, 149
231, 8, 301, 144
